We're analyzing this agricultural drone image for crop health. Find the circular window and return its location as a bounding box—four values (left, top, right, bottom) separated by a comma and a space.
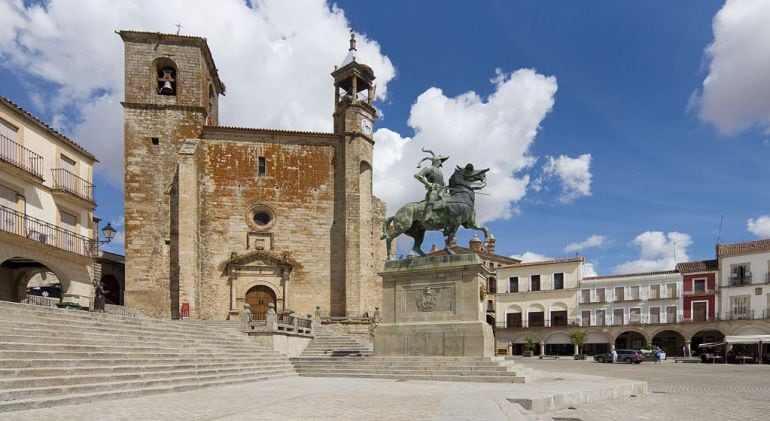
246, 204, 275, 231
253, 211, 271, 226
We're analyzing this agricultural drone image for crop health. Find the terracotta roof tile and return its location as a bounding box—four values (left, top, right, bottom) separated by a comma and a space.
499, 256, 584, 269
0, 95, 97, 162
717, 239, 770, 258
583, 270, 678, 281
675, 259, 718, 273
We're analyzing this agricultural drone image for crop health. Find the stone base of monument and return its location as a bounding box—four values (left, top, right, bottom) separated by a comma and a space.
373, 253, 495, 357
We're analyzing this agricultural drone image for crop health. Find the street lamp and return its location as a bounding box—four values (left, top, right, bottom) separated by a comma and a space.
101, 222, 116, 243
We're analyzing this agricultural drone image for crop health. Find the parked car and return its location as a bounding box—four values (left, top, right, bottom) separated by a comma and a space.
593, 349, 645, 364
26, 284, 62, 298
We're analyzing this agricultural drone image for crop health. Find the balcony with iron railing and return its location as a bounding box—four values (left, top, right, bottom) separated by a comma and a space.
0, 133, 44, 180
51, 168, 94, 204
683, 288, 715, 296
0, 204, 94, 257
729, 274, 752, 287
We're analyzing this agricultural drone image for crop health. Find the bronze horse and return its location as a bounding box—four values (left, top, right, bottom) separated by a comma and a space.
381, 165, 494, 259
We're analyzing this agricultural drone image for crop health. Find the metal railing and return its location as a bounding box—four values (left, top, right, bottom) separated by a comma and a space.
0, 133, 44, 179
683, 288, 715, 296
496, 318, 580, 329
318, 311, 373, 324
22, 295, 60, 307
729, 275, 752, 286
0, 204, 94, 257
277, 313, 295, 325
722, 311, 755, 321
51, 168, 94, 203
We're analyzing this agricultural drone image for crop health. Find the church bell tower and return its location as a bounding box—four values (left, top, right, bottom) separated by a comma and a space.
331, 31, 378, 316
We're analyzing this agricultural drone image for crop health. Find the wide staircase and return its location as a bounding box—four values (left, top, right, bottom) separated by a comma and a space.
291, 326, 532, 383
0, 300, 297, 413
299, 325, 372, 357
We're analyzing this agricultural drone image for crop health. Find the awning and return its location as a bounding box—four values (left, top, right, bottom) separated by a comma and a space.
698, 342, 726, 348
724, 335, 770, 344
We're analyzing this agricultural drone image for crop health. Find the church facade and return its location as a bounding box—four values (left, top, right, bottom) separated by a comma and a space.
119, 31, 386, 320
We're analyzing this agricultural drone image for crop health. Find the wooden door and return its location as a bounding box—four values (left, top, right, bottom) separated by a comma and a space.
245, 286, 276, 319
693, 302, 707, 321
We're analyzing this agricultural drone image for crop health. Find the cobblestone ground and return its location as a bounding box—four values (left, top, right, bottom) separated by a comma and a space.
540, 358, 770, 421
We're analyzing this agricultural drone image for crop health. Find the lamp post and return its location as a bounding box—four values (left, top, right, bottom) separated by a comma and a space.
95, 222, 117, 254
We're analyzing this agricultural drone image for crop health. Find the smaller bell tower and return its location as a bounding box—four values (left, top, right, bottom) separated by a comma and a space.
332, 31, 377, 137
331, 31, 378, 316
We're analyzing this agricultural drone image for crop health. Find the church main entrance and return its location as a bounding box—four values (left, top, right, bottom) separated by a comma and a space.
245, 286, 276, 319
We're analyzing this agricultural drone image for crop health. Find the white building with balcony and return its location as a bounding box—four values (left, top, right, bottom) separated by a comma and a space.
0, 95, 99, 307
717, 239, 770, 321
579, 271, 682, 326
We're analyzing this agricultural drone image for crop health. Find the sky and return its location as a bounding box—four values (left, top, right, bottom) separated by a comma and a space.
1, 0, 769, 276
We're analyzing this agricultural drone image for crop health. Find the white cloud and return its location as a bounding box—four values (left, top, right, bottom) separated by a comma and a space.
695, 0, 770, 135
541, 154, 592, 203
374, 68, 557, 223
510, 251, 554, 263
0, 0, 395, 185
583, 262, 598, 278
747, 215, 770, 238
564, 234, 607, 253
613, 231, 692, 274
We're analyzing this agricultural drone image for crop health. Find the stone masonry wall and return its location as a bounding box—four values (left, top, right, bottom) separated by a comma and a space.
197, 133, 340, 319
122, 36, 216, 318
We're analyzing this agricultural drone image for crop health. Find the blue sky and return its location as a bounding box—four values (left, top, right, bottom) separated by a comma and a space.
1, 0, 769, 275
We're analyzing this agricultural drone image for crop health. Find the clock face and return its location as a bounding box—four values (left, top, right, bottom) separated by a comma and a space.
361, 117, 373, 135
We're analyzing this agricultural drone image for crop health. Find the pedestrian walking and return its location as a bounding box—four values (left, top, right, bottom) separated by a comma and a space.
611, 349, 618, 364
655, 347, 662, 364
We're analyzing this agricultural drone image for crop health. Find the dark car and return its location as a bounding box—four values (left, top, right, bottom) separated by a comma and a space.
593, 349, 645, 364
26, 284, 62, 299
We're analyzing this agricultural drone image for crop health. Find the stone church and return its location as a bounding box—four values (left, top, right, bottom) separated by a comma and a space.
119, 30, 386, 320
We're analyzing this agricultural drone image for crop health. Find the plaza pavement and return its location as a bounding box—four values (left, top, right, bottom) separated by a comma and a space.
3, 367, 642, 421
541, 358, 770, 420
4, 358, 763, 420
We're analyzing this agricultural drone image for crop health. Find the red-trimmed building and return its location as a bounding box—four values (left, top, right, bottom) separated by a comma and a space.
676, 259, 718, 322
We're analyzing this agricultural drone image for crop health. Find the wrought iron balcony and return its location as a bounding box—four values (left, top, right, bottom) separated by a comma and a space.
0, 204, 94, 257
51, 168, 94, 204
0, 133, 44, 180
683, 288, 715, 296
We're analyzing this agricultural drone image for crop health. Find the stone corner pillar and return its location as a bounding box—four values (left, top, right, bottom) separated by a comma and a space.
177, 139, 201, 319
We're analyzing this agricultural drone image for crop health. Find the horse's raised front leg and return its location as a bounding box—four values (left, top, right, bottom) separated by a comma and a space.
410, 229, 427, 257
464, 220, 494, 244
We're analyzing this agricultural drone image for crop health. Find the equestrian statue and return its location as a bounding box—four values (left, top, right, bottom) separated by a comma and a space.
381, 148, 494, 259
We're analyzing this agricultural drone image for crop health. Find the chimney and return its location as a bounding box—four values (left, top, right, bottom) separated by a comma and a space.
429, 243, 438, 253
485, 237, 496, 254
469, 234, 482, 252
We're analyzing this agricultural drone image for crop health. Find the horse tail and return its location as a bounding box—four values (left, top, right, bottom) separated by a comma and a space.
380, 216, 394, 240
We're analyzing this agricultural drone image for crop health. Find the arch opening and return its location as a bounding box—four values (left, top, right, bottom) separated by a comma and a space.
652, 330, 685, 357
0, 257, 66, 303
245, 285, 276, 319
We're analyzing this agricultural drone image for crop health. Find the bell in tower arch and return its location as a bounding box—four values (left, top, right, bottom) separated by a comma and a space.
158, 68, 176, 96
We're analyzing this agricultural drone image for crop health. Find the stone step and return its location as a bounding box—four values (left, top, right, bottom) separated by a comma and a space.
0, 360, 295, 374
0, 372, 297, 413
291, 365, 515, 375
0, 365, 296, 391
0, 332, 267, 350
0, 355, 288, 368
0, 341, 276, 355
291, 363, 512, 372
0, 325, 253, 345
0, 313, 233, 337
296, 371, 524, 383
0, 369, 298, 402
0, 349, 278, 360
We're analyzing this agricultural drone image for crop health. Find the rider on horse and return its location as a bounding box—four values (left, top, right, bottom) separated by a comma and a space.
414, 148, 449, 225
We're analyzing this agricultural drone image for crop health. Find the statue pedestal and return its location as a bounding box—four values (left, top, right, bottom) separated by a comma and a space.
374, 254, 494, 357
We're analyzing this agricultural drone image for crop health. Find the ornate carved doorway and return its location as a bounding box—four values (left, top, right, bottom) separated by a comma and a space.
245, 286, 276, 319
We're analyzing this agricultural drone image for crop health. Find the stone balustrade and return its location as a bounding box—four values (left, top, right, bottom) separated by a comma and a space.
242, 303, 314, 337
